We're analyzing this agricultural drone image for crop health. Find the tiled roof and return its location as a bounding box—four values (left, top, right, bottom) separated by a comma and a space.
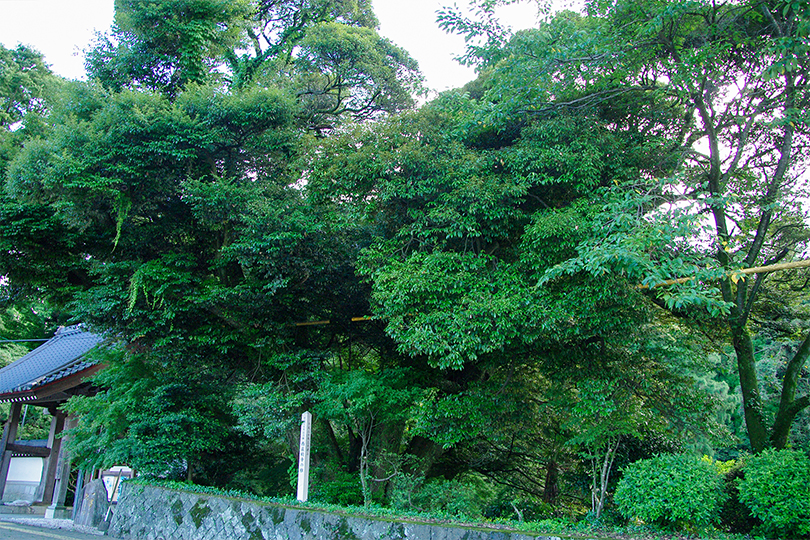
0, 325, 104, 401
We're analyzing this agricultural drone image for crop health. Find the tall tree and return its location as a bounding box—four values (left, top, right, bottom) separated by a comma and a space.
2, 0, 423, 483
0, 44, 53, 129
87, 0, 421, 116
447, 0, 810, 451
307, 83, 727, 506
87, 0, 251, 97
226, 0, 379, 89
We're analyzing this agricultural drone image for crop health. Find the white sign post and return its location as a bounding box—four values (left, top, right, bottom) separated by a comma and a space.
296, 411, 312, 502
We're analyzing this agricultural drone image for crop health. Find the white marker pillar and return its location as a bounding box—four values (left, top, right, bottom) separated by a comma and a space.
296, 411, 312, 502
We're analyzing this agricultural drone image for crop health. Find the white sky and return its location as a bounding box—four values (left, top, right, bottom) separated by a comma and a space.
0, 0, 540, 92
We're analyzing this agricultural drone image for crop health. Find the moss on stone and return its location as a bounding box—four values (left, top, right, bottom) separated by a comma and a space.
189, 500, 211, 528
241, 510, 265, 540
335, 516, 359, 540
171, 498, 184, 526
299, 514, 311, 533
388, 522, 407, 540
270, 506, 285, 525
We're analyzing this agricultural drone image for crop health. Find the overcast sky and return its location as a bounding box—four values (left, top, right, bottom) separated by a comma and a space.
0, 0, 539, 92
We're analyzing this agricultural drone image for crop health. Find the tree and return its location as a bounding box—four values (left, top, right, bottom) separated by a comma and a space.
445, 0, 810, 452
65, 346, 251, 484
3, 0, 424, 487
87, 0, 251, 97
87, 0, 421, 120
0, 44, 53, 129
307, 80, 729, 512
0, 280, 53, 366
0, 44, 70, 344
307, 82, 659, 368
316, 368, 420, 507
287, 22, 422, 132
225, 0, 379, 90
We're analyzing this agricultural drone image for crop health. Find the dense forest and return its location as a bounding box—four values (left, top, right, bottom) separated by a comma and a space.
1, 0, 809, 536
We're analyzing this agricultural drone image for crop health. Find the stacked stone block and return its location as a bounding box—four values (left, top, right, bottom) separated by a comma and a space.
110, 484, 561, 540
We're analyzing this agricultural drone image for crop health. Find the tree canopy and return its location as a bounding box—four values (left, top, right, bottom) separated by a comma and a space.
1, 0, 809, 531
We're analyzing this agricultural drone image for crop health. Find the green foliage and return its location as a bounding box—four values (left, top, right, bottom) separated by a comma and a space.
64, 345, 246, 483
289, 22, 422, 129
482, 490, 554, 523
310, 90, 654, 370
442, 0, 810, 452
737, 448, 810, 537
88, 0, 251, 96
0, 402, 52, 440
226, 454, 294, 497
390, 472, 495, 519
614, 454, 727, 530
226, 0, 380, 90
0, 44, 53, 128
232, 376, 313, 441
6, 0, 799, 525
316, 367, 423, 507
0, 280, 53, 366
315, 368, 420, 433
311, 466, 363, 506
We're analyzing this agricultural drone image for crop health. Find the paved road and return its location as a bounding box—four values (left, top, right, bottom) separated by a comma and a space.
0, 521, 115, 540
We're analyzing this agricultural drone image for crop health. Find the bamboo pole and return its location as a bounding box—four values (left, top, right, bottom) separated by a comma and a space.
638, 259, 810, 289
293, 317, 373, 326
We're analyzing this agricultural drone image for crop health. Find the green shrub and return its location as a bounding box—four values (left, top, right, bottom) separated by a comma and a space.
388, 471, 424, 512
395, 473, 494, 519
482, 489, 554, 522
737, 448, 810, 538
310, 468, 363, 506
614, 453, 726, 530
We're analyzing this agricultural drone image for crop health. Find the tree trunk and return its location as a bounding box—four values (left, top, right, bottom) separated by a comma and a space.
591, 437, 620, 520
346, 424, 361, 473
359, 421, 373, 508
322, 419, 345, 465
770, 331, 810, 449
542, 460, 559, 505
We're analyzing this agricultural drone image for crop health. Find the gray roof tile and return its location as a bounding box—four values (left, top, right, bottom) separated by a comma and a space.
0, 325, 104, 399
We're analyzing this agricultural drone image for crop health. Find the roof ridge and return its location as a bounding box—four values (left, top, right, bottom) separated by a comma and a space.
0, 325, 105, 401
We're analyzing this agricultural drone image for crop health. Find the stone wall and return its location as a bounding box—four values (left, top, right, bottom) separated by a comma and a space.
110, 484, 561, 540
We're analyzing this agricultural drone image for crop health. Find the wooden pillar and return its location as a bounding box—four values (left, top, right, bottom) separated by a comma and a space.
0, 402, 23, 501
38, 410, 66, 505
46, 415, 76, 519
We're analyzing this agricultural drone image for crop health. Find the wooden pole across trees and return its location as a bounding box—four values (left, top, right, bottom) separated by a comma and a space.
293, 316, 373, 327
638, 259, 810, 289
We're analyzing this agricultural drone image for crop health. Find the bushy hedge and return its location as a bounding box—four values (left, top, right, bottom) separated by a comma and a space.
614, 453, 726, 530
737, 449, 810, 538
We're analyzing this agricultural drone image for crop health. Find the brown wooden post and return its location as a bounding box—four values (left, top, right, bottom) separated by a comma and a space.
0, 402, 23, 501
45, 415, 76, 519
39, 410, 66, 505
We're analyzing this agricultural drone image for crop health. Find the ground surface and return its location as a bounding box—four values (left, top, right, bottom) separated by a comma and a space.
0, 517, 112, 539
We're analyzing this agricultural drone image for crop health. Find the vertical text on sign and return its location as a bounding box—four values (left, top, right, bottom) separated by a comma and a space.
297, 411, 312, 502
